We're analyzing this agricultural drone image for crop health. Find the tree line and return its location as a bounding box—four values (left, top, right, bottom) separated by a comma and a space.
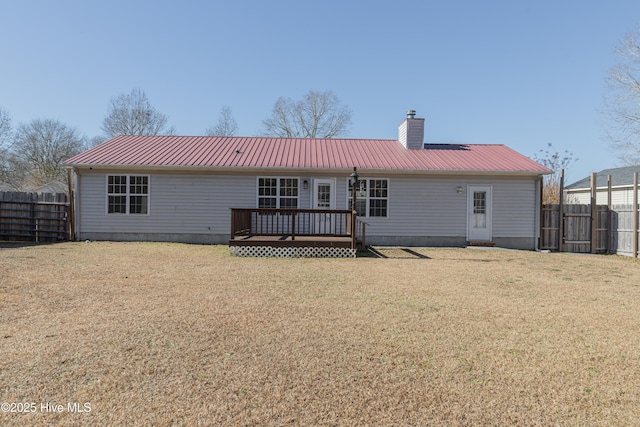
0, 89, 352, 190
4, 18, 640, 194
605, 26, 640, 165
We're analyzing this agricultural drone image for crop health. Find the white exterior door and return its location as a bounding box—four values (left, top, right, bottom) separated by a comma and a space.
313, 179, 335, 234
467, 186, 492, 242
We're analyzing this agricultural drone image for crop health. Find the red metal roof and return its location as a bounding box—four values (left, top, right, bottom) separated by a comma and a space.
64, 135, 551, 174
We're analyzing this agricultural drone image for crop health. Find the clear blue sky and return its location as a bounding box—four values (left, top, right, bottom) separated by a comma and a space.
1, 0, 639, 184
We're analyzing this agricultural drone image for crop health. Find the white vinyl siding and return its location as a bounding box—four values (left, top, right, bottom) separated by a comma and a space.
76, 170, 539, 246
79, 172, 255, 236
354, 175, 536, 239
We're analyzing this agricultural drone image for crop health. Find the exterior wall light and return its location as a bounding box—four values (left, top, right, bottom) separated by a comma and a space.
350, 167, 359, 188
350, 168, 359, 214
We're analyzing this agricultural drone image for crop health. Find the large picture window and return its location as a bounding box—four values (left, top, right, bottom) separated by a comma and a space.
258, 178, 299, 209
348, 178, 389, 217
107, 175, 149, 214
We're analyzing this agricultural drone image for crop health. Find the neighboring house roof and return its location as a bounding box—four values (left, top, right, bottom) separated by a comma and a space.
64, 135, 551, 175
566, 165, 640, 189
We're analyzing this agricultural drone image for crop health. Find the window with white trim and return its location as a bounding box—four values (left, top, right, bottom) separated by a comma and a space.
258, 178, 299, 209
348, 178, 389, 217
107, 175, 149, 214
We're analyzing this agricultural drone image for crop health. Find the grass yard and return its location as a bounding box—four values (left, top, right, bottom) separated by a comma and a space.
1, 242, 640, 426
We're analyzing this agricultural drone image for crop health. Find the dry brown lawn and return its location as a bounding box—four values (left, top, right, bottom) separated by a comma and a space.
1, 242, 639, 426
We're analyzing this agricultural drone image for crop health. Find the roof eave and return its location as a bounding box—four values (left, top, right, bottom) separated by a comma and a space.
66, 163, 550, 176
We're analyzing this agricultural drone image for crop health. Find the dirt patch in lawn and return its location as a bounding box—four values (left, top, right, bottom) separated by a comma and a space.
1, 242, 639, 425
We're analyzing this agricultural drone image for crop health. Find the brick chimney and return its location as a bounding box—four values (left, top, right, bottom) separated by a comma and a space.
398, 110, 425, 149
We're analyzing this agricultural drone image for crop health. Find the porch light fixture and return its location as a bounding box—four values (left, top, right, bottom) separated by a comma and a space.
303, 180, 309, 190
457, 186, 464, 194
350, 167, 359, 188
350, 167, 359, 215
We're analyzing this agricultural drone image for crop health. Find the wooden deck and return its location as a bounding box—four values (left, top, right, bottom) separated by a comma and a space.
229, 235, 358, 249
229, 208, 366, 248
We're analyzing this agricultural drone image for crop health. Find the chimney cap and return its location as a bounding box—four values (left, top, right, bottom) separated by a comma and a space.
406, 110, 416, 119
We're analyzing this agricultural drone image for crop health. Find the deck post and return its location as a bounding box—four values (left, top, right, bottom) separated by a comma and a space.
291, 210, 296, 241
230, 209, 235, 240
351, 215, 356, 250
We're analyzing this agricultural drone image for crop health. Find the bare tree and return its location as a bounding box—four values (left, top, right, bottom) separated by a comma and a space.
0, 107, 19, 188
102, 88, 175, 138
89, 135, 108, 147
604, 27, 640, 164
533, 143, 578, 203
205, 106, 238, 136
0, 107, 11, 147
262, 90, 352, 138
11, 119, 86, 186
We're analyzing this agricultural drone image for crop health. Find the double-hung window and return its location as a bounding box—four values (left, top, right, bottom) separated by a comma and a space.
107, 175, 149, 214
258, 178, 299, 209
348, 178, 389, 217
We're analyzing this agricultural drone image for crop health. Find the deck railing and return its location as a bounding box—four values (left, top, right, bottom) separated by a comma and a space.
230, 208, 366, 248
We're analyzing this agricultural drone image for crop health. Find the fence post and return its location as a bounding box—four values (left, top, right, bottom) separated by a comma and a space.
30, 194, 36, 242
634, 172, 638, 258
590, 172, 597, 254
538, 177, 543, 250
607, 175, 612, 254
558, 169, 565, 252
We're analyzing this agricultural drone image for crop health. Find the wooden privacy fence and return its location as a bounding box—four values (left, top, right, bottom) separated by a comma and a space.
540, 204, 633, 254
0, 192, 69, 242
540, 171, 639, 256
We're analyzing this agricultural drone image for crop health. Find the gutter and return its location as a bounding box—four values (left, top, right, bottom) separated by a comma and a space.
63, 163, 551, 177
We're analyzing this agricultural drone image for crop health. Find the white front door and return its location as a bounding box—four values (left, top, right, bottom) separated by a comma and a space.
313, 179, 335, 234
467, 186, 492, 242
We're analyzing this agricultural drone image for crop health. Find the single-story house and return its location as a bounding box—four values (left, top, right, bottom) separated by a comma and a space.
565, 165, 640, 205
63, 111, 551, 250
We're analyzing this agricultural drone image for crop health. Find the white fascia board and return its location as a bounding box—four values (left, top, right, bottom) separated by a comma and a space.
67, 163, 548, 177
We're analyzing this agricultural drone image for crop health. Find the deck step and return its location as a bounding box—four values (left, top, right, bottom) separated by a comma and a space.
467, 241, 496, 247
